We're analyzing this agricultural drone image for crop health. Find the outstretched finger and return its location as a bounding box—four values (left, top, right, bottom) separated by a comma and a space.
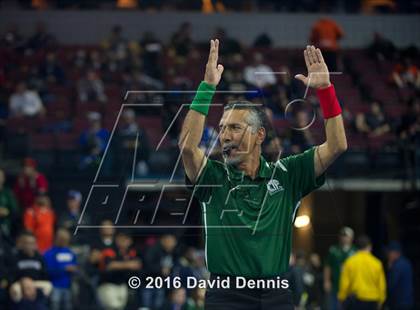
214, 39, 219, 63
207, 40, 215, 64
304, 50, 311, 67
308, 46, 317, 64
315, 48, 325, 64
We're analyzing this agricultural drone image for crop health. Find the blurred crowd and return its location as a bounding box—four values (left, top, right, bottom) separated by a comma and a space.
1, 21, 419, 177
5, 0, 420, 14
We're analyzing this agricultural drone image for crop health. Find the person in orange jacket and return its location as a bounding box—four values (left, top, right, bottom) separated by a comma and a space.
310, 18, 344, 71
23, 194, 56, 253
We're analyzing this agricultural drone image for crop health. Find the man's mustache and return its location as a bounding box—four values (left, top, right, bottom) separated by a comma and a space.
222, 142, 239, 156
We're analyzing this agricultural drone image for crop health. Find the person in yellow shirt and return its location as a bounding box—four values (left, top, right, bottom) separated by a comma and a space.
338, 235, 386, 310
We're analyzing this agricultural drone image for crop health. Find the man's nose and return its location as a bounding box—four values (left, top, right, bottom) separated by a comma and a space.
220, 128, 231, 143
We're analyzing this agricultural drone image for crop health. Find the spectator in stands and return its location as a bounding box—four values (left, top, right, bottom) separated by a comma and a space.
289, 250, 324, 308
58, 190, 88, 238
0, 169, 19, 241
186, 287, 205, 310
367, 32, 396, 62
97, 231, 141, 310
213, 27, 242, 57
0, 24, 24, 50
169, 22, 193, 60
310, 18, 344, 71
338, 235, 386, 309
398, 98, 420, 149
25, 22, 56, 52
8, 231, 51, 303
287, 250, 305, 306
9, 81, 45, 118
355, 101, 391, 137
87, 49, 105, 72
290, 110, 315, 154
223, 68, 248, 93
243, 52, 277, 89
9, 277, 52, 310
44, 228, 78, 310
262, 107, 284, 161
102, 25, 128, 62
386, 241, 414, 310
89, 219, 116, 275
173, 247, 206, 291
161, 287, 187, 310
324, 227, 356, 310
77, 70, 107, 103
140, 31, 164, 80
38, 52, 65, 85
142, 234, 178, 309
23, 194, 56, 253
267, 86, 288, 116
306, 253, 324, 308
280, 65, 302, 101
391, 59, 420, 91
79, 112, 110, 169
117, 108, 151, 176
73, 49, 89, 69
14, 157, 49, 209
397, 98, 420, 179
253, 32, 273, 48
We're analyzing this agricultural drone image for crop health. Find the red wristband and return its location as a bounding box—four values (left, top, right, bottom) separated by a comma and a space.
316, 84, 342, 119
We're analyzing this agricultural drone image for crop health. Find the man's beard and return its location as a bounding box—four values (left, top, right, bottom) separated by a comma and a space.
222, 142, 242, 166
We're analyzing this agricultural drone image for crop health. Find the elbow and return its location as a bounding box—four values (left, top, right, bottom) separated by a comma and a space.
329, 140, 348, 158
337, 140, 348, 154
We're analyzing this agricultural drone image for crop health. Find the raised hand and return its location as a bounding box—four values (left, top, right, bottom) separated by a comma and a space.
204, 39, 224, 87
295, 45, 331, 89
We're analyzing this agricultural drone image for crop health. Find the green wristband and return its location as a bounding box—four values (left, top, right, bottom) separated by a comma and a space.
190, 81, 216, 116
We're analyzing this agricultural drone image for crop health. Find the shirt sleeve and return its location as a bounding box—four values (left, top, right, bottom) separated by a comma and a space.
279, 147, 325, 202
185, 159, 220, 204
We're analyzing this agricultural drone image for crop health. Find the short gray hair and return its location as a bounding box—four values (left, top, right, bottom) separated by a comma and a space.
223, 101, 266, 133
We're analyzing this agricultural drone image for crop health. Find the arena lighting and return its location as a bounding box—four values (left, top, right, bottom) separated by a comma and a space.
294, 215, 310, 228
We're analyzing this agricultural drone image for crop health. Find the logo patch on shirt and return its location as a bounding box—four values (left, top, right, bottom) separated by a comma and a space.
266, 179, 284, 195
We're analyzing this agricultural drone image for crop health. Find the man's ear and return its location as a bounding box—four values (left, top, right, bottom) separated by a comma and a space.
257, 127, 266, 145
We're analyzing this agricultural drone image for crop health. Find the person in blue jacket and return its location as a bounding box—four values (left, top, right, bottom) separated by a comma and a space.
386, 241, 414, 310
44, 228, 78, 310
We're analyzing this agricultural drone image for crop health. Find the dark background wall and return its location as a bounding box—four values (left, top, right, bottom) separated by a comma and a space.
0, 11, 419, 47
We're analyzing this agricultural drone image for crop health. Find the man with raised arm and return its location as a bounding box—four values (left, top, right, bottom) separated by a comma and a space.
178, 39, 347, 309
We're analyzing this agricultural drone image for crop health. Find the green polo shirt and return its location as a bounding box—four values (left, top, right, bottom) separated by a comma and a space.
326, 244, 357, 293
189, 147, 325, 278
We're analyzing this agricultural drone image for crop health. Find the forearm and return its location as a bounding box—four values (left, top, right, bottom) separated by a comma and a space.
314, 85, 347, 176
324, 114, 347, 155
179, 81, 216, 150
179, 81, 215, 182
179, 109, 206, 152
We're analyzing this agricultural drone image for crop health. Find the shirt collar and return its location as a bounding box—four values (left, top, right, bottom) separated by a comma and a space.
225, 156, 272, 181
